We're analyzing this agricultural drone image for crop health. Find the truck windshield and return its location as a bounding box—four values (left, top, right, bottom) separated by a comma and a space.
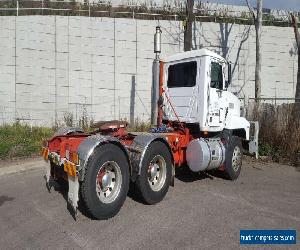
167, 61, 197, 88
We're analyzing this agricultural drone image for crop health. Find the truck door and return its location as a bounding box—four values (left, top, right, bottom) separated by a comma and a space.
163, 60, 199, 123
208, 60, 226, 129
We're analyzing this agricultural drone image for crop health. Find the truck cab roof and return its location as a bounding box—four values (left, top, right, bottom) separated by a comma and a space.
163, 48, 226, 63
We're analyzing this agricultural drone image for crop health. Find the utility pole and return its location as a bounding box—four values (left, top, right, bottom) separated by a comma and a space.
246, 0, 263, 103
130, 75, 136, 126
290, 13, 300, 103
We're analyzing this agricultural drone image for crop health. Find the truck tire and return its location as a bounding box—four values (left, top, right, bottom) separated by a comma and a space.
224, 136, 243, 180
136, 141, 172, 204
81, 143, 129, 220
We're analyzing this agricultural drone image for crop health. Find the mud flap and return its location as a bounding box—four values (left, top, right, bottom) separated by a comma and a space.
44, 163, 53, 192
249, 121, 259, 159
170, 164, 175, 187
67, 174, 79, 220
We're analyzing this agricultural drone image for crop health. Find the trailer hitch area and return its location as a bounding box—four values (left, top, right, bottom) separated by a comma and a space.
67, 174, 79, 220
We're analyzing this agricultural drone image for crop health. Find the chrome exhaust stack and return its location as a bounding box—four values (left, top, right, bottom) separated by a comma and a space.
151, 26, 162, 126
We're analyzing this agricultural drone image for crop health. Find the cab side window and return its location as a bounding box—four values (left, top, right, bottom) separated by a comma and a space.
210, 62, 223, 90
167, 61, 197, 88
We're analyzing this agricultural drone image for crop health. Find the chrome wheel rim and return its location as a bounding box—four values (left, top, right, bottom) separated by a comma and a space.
232, 146, 242, 172
96, 161, 122, 204
148, 155, 167, 192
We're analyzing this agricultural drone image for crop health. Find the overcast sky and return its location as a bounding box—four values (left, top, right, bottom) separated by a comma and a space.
207, 0, 300, 11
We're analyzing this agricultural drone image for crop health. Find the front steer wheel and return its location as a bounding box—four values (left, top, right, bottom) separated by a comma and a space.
224, 136, 243, 180
136, 141, 172, 204
81, 143, 129, 220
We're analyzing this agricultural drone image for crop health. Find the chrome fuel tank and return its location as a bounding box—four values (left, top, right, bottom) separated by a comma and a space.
186, 138, 225, 172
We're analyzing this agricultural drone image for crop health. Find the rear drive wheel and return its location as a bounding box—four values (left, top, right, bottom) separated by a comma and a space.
81, 144, 129, 219
224, 136, 243, 180
136, 141, 172, 204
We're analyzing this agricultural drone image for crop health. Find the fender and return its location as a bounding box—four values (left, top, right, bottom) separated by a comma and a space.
225, 116, 250, 140
53, 127, 84, 137
126, 133, 174, 184
77, 134, 128, 181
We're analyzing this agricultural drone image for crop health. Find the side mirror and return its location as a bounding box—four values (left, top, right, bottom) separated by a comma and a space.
225, 63, 232, 88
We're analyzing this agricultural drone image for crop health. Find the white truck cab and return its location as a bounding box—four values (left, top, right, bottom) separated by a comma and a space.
162, 49, 250, 140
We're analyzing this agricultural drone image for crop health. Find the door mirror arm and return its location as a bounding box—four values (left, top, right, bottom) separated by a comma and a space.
225, 80, 229, 89
216, 89, 223, 97
226, 62, 232, 88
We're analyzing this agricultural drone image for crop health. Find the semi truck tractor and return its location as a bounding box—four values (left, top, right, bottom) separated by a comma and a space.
41, 27, 255, 220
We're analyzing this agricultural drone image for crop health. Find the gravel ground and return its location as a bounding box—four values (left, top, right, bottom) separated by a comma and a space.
0, 158, 299, 249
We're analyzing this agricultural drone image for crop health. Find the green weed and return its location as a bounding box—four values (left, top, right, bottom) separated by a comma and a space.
0, 124, 53, 159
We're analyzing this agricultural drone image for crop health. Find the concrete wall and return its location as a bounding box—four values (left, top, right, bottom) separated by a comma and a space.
0, 16, 297, 126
